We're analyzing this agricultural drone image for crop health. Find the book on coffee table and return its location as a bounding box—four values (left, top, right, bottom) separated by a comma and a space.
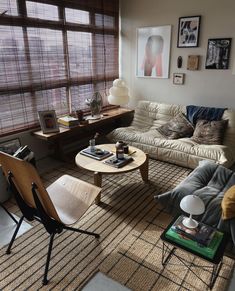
80, 147, 113, 160
104, 156, 134, 168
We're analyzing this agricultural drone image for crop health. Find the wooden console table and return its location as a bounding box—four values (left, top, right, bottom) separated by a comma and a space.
32, 108, 134, 159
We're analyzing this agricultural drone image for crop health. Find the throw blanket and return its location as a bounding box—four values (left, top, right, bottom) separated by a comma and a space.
186, 105, 226, 126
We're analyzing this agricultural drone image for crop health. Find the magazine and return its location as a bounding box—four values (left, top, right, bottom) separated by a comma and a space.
80, 147, 113, 160
104, 156, 134, 168
171, 215, 216, 246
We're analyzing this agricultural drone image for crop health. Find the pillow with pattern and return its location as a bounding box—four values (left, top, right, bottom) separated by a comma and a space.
156, 113, 194, 139
192, 119, 228, 145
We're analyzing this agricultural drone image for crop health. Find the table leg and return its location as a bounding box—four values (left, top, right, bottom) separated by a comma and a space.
139, 154, 149, 182
94, 171, 102, 204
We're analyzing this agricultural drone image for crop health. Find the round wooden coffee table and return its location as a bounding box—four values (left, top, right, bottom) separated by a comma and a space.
75, 144, 149, 203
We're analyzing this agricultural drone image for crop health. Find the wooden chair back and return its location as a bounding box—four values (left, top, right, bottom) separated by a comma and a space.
0, 151, 60, 222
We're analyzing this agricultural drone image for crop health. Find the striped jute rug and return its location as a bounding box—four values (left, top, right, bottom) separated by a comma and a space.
0, 159, 234, 290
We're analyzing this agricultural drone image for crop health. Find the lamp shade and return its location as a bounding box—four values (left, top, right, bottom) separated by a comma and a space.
180, 195, 205, 215
180, 195, 205, 228
108, 79, 130, 105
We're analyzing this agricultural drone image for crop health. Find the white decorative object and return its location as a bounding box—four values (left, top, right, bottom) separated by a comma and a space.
108, 79, 130, 106
180, 195, 205, 228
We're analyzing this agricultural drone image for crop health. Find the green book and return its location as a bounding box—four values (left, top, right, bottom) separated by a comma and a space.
165, 228, 223, 259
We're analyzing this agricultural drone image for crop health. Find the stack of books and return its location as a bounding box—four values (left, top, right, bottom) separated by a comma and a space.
58, 116, 79, 128
80, 147, 113, 160
104, 156, 134, 168
165, 215, 224, 259
171, 215, 216, 247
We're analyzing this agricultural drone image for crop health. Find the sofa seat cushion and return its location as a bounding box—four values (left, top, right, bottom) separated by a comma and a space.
156, 160, 235, 245
108, 125, 232, 168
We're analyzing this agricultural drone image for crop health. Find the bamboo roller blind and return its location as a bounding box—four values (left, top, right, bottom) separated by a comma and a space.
0, 0, 119, 136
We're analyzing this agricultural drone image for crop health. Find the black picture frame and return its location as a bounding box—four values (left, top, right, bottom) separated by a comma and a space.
177, 16, 201, 48
205, 38, 232, 69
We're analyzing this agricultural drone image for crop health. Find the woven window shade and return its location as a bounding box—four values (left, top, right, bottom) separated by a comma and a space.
0, 0, 119, 136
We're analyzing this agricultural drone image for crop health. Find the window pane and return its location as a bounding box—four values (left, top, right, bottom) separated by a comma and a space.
67, 31, 92, 77
0, 92, 35, 135
35, 88, 68, 115
0, 0, 18, 16
70, 81, 111, 111
95, 14, 115, 28
0, 26, 29, 91
65, 8, 89, 24
26, 1, 58, 21
95, 81, 112, 106
27, 28, 65, 83
70, 84, 93, 111
94, 34, 118, 76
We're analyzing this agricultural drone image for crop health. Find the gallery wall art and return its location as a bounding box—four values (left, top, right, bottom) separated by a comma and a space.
177, 16, 201, 48
205, 38, 232, 69
136, 25, 171, 78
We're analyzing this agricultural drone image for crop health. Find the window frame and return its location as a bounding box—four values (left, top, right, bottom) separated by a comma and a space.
0, 0, 119, 136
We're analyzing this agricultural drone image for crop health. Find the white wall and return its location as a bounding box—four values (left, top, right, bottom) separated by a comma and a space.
120, 0, 235, 109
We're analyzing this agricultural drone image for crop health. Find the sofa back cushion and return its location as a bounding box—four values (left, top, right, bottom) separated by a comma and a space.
132, 101, 184, 129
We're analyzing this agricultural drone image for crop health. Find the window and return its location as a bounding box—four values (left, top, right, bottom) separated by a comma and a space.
26, 1, 59, 21
0, 0, 119, 136
65, 8, 89, 24
0, 0, 18, 16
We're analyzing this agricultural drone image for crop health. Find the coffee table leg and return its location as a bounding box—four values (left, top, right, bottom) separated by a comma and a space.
94, 171, 102, 204
139, 154, 149, 182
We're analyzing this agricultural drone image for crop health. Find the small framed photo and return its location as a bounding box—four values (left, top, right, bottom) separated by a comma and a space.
177, 16, 201, 48
187, 55, 200, 70
0, 138, 21, 155
173, 73, 185, 85
205, 38, 232, 69
38, 110, 59, 134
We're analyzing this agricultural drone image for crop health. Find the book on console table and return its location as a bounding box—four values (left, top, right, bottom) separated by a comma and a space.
104, 156, 134, 168
80, 147, 113, 160
58, 116, 79, 127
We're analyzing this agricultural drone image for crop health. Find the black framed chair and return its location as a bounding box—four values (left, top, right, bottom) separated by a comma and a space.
0, 151, 101, 285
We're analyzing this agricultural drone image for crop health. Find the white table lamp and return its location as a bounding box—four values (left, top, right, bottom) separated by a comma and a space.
108, 79, 130, 106
180, 195, 205, 228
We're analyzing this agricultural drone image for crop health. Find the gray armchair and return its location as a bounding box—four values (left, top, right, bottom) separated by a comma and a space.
155, 160, 235, 246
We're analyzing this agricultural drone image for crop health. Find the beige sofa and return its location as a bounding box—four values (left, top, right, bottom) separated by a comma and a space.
107, 101, 235, 169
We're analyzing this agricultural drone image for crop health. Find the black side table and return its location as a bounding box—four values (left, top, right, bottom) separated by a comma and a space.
160, 215, 228, 289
